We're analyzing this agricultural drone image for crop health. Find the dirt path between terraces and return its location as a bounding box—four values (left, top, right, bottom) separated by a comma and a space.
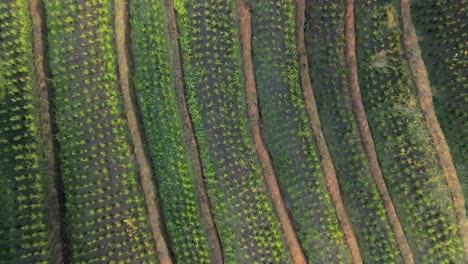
343, 1, 414, 263
114, 1, 174, 263
295, 0, 363, 263
235, 1, 306, 263
29, 1, 66, 263
343, 0, 414, 263
400, 0, 468, 261
164, 0, 224, 263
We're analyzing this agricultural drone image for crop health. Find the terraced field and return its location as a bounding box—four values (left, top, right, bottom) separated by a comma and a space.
250, 0, 353, 262
411, 0, 467, 210
45, 0, 158, 262
1, 0, 466, 263
304, 0, 403, 263
354, 0, 465, 262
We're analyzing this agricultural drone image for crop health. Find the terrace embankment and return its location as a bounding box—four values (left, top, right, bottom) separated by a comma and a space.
235, 0, 306, 263
29, 0, 65, 263
400, 0, 468, 260
164, 0, 224, 262
114, 1, 173, 263
295, 0, 362, 263
343, 0, 413, 263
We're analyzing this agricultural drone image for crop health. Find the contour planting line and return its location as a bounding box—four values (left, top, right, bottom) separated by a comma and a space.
343, 0, 414, 263
400, 0, 468, 260
114, 1, 174, 263
295, 0, 362, 262
164, 0, 224, 262
235, 0, 307, 263
29, 0, 66, 263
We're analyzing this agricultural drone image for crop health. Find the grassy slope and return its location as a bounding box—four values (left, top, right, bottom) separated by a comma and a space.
304, 0, 402, 262
44, 0, 157, 262
0, 1, 52, 262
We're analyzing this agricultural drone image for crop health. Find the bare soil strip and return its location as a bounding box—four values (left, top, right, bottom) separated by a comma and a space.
235, 1, 306, 263
29, 1, 65, 263
343, 1, 414, 263
114, 1, 173, 263
295, 0, 362, 263
400, 0, 468, 260
164, 0, 224, 262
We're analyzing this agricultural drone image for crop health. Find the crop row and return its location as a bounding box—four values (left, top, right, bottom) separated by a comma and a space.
354, 0, 464, 262
411, 0, 467, 208
250, 0, 351, 262
44, 0, 157, 262
174, 0, 292, 262
304, 0, 402, 263
129, 0, 211, 262
0, 1, 52, 262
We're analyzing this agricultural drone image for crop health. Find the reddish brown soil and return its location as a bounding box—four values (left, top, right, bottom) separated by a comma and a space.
400, 0, 468, 261
114, 1, 173, 263
236, 0, 306, 263
295, 0, 363, 263
29, 1, 65, 263
343, 1, 414, 263
164, 0, 224, 262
